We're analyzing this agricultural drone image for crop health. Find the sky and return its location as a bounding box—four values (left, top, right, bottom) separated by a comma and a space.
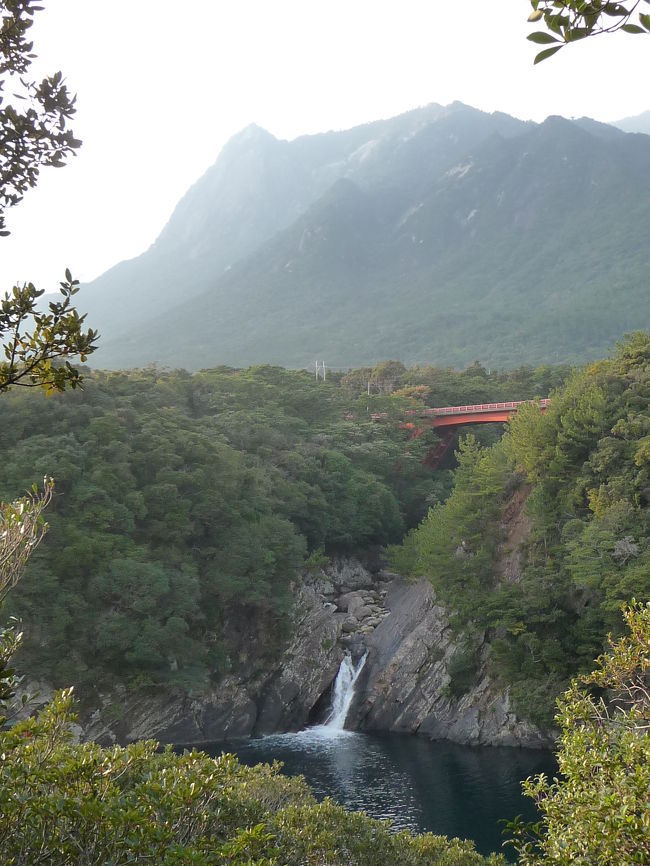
0, 0, 648, 291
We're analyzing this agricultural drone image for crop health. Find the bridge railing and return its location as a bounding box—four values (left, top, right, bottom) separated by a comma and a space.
419, 398, 550, 417
370, 398, 550, 423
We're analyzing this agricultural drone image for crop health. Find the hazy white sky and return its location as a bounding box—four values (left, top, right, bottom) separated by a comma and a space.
0, 0, 647, 290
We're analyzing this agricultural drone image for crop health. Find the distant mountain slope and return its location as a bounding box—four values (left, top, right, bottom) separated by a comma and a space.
84, 103, 521, 339
87, 104, 650, 370
614, 109, 650, 135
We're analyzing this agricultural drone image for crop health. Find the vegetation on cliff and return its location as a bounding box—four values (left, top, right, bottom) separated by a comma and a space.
392, 333, 650, 725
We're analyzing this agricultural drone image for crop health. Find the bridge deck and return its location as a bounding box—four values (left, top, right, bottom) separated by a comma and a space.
419, 398, 550, 417
371, 398, 549, 426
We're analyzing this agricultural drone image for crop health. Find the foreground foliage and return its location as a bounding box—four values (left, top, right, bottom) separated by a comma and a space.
528, 0, 650, 64
0, 478, 51, 604
0, 481, 53, 722
0, 274, 98, 393
0, 0, 81, 236
0, 688, 503, 866
511, 601, 650, 865
393, 333, 650, 725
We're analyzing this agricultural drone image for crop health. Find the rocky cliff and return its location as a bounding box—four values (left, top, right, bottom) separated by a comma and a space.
79, 559, 551, 749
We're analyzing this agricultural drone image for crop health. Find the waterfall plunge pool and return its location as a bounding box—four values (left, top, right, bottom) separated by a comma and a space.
200, 654, 556, 859
202, 730, 555, 859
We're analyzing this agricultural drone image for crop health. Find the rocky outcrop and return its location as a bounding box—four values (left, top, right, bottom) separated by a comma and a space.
495, 485, 532, 584
350, 578, 550, 747
78, 558, 551, 748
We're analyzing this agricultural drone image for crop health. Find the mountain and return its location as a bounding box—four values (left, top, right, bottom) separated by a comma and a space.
614, 109, 650, 135
84, 103, 650, 370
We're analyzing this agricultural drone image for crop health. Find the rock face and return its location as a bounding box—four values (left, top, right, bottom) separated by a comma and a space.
81, 559, 552, 749
350, 578, 550, 747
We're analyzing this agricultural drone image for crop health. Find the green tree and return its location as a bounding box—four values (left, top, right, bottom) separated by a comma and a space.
510, 601, 650, 865
1, 0, 81, 236
1, 2, 97, 392
1, 272, 98, 392
528, 0, 650, 63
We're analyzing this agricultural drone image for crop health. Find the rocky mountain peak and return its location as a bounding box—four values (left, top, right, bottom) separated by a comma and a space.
84, 101, 650, 372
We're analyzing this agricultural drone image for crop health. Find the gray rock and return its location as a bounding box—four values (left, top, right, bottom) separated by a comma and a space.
311, 576, 336, 597
350, 578, 552, 748
377, 571, 400, 581
325, 559, 374, 591
337, 590, 366, 614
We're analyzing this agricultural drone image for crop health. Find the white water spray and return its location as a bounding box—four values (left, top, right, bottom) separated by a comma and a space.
258, 651, 368, 745
323, 651, 368, 730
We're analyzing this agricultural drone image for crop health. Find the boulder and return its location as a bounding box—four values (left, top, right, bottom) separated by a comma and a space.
337, 590, 366, 613
341, 616, 359, 634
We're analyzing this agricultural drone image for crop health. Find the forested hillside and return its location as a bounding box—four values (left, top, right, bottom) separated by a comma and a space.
392, 333, 650, 725
3, 337, 647, 730
0, 360, 564, 702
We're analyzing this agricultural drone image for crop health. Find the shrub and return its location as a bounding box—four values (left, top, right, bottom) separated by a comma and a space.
0, 687, 503, 865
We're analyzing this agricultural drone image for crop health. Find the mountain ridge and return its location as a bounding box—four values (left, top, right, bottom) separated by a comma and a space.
85, 102, 650, 370
614, 108, 650, 135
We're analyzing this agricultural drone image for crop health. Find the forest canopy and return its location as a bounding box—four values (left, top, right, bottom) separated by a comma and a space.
0, 359, 566, 698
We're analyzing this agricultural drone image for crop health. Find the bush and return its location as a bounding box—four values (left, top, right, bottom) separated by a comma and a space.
444, 643, 481, 698
0, 687, 504, 866
509, 601, 650, 865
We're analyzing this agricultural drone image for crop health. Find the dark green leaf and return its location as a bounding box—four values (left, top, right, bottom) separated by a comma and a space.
534, 45, 563, 62
528, 31, 561, 43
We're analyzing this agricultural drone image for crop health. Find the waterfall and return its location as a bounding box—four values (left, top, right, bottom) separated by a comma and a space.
255, 651, 368, 745
323, 651, 368, 731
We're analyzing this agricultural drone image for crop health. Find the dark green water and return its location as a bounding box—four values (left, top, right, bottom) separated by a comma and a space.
204, 728, 556, 859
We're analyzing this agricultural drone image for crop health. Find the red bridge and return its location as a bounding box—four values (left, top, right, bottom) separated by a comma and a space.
411, 398, 550, 427
372, 398, 550, 468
